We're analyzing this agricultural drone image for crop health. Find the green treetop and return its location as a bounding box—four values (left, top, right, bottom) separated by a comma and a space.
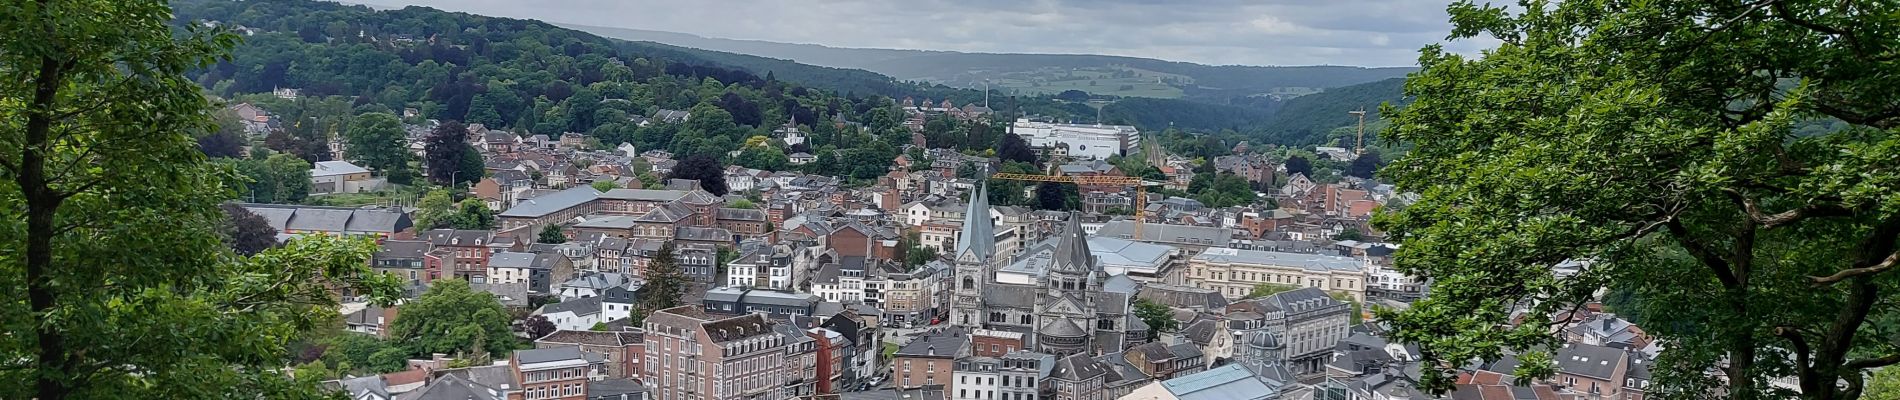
1377, 1, 1900, 398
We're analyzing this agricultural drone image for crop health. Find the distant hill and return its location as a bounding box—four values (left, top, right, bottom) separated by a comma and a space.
562, 24, 1415, 104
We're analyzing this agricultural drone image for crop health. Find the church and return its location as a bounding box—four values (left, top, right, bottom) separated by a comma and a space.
950, 184, 1139, 357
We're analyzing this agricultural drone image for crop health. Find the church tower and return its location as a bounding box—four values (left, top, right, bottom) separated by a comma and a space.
951, 183, 995, 328
1043, 213, 1098, 293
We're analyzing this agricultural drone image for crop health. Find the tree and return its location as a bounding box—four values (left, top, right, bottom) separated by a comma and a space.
1055, 90, 1091, 102
668, 154, 729, 196
1345, 152, 1382, 179
1283, 155, 1312, 178
591, 180, 619, 192
1132, 299, 1177, 341
1376, 2, 1900, 398
448, 199, 495, 230
413, 189, 455, 230
198, 130, 247, 158
523, 315, 558, 340
1332, 228, 1364, 242
220, 203, 280, 256
589, 322, 609, 332
538, 224, 568, 244
345, 112, 412, 183
1243, 284, 1300, 300
729, 199, 757, 209
1033, 181, 1077, 211
238, 152, 313, 203
367, 347, 410, 374
388, 279, 515, 359
997, 133, 1036, 165
639, 242, 689, 313
425, 121, 477, 186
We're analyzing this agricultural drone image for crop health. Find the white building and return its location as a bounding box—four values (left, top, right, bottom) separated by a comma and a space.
1010, 118, 1140, 160
953, 357, 1004, 400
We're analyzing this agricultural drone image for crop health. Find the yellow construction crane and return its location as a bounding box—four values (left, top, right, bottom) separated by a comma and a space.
990, 172, 1157, 238
1349, 107, 1369, 155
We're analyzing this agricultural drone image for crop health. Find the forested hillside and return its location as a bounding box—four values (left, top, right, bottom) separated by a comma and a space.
1252, 78, 1409, 146
170, 0, 942, 181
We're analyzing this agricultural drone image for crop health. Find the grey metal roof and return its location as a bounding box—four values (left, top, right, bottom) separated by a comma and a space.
312, 160, 370, 177
703, 287, 820, 308
599, 188, 689, 202
499, 185, 600, 218
1192, 247, 1363, 272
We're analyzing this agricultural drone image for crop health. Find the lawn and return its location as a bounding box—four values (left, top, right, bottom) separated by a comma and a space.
882, 342, 898, 359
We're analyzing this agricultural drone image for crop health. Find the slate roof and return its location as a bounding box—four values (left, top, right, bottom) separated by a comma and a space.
586, 379, 647, 400
1137, 284, 1230, 310
400, 374, 503, 400
536, 330, 635, 346
1041, 317, 1087, 338
716, 207, 767, 221
488, 252, 536, 269
536, 296, 603, 317
376, 240, 431, 261
896, 332, 967, 359
1050, 353, 1108, 381
1554, 343, 1626, 380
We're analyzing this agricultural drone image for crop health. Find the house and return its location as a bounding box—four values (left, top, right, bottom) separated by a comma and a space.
372, 239, 433, 288
344, 306, 399, 337
894, 331, 968, 390
534, 290, 635, 332
310, 161, 384, 194
789, 152, 816, 165
487, 251, 575, 294
557, 273, 640, 301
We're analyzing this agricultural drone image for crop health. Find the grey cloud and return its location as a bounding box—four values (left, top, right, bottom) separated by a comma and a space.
344, 0, 1490, 66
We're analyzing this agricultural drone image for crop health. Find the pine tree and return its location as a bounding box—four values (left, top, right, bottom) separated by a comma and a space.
639, 241, 689, 313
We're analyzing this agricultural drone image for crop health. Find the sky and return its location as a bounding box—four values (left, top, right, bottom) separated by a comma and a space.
344, 0, 1493, 67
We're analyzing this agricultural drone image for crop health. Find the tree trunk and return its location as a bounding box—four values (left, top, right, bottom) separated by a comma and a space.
24, 52, 69, 400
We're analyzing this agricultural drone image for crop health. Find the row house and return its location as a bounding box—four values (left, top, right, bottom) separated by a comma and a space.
422, 229, 518, 284
640, 306, 792, 400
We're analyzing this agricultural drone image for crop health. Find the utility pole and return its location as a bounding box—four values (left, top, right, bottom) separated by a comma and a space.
1349, 107, 1368, 156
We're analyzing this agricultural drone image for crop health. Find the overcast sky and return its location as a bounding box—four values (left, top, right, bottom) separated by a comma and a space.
343, 0, 1491, 67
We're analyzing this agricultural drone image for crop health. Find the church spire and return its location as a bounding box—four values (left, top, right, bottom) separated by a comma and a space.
956, 183, 995, 260
1048, 212, 1094, 276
